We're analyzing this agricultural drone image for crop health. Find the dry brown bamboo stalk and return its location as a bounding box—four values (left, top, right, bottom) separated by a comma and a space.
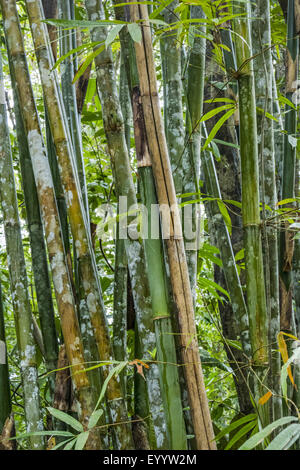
129, 3, 216, 450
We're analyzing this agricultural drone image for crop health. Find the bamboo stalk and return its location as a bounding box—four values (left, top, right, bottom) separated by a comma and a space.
114, 8, 188, 448
0, 280, 11, 432
23, 0, 133, 449
84, 0, 169, 448
57, 0, 89, 219
251, 0, 282, 421
9, 67, 58, 397
279, 0, 298, 333
182, 5, 206, 303
1, 0, 101, 448
160, 0, 185, 196
129, 3, 216, 449
233, 0, 269, 424
0, 51, 43, 449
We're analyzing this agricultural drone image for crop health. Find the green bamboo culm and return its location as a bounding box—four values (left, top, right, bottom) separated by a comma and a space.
279, 0, 298, 333
182, 5, 206, 303
160, 0, 185, 196
129, 2, 216, 449
233, 0, 269, 425
113, 3, 188, 448
251, 0, 282, 422
139, 167, 188, 450
0, 51, 44, 449
0, 280, 11, 432
57, 0, 89, 219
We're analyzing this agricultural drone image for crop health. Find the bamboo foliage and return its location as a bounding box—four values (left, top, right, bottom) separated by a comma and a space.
129, 3, 216, 450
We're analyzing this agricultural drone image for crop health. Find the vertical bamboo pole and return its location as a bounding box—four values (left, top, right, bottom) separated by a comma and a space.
251, 0, 282, 421
0, 280, 11, 432
0, 51, 43, 449
84, 0, 170, 448
1, 0, 101, 448
279, 0, 298, 333
160, 0, 185, 196
114, 5, 188, 447
182, 5, 205, 302
9, 67, 58, 397
23, 0, 133, 448
233, 0, 269, 424
57, 0, 89, 218
129, 3, 216, 449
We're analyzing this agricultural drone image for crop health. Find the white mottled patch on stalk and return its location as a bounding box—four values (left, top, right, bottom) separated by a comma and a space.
40, 62, 52, 89
87, 292, 97, 313
50, 251, 65, 294
28, 130, 53, 191
47, 232, 55, 244
65, 190, 73, 208
83, 279, 90, 291
62, 291, 73, 305
0, 81, 5, 105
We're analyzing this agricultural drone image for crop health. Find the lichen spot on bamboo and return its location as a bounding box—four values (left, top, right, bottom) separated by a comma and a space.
27, 130, 53, 192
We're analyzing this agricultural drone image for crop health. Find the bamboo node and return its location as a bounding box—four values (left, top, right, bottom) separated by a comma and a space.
153, 314, 171, 321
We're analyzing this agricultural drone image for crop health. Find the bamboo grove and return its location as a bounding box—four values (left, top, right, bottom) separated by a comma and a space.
0, 0, 299, 451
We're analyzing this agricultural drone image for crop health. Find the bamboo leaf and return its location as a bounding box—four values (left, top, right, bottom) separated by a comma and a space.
94, 361, 128, 410
63, 438, 77, 450
73, 46, 105, 84
88, 409, 104, 430
52, 41, 100, 70
46, 407, 84, 433
43, 19, 128, 28
217, 200, 232, 235
127, 23, 142, 43
200, 104, 234, 123
277, 331, 295, 388
51, 438, 76, 450
214, 413, 257, 442
224, 420, 257, 450
238, 417, 299, 450
105, 25, 124, 48
202, 108, 236, 150
9, 430, 75, 440
265, 424, 300, 450
258, 391, 272, 405
204, 98, 236, 104
74, 431, 90, 450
